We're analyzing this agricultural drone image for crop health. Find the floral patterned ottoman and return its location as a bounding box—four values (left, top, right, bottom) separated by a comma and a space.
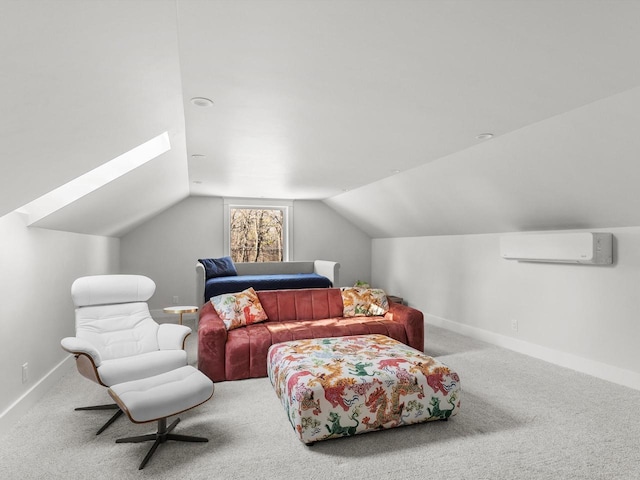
267, 334, 461, 444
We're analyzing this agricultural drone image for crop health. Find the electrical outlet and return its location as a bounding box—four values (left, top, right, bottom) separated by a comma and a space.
172, 296, 179, 305
510, 319, 519, 332
22, 363, 28, 384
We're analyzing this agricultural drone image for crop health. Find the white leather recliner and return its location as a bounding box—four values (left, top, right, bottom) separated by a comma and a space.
61, 274, 191, 434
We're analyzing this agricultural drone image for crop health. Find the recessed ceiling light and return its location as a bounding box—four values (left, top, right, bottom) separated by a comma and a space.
391, 169, 401, 174
190, 97, 214, 107
476, 133, 494, 140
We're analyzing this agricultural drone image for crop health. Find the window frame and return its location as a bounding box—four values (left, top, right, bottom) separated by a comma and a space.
223, 198, 293, 262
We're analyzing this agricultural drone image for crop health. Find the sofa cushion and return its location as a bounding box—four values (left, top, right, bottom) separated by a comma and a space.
257, 288, 344, 322
211, 287, 268, 331
340, 287, 389, 317
199, 256, 238, 279
205, 273, 332, 300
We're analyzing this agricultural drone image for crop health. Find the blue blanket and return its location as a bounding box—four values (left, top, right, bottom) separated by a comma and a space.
204, 273, 332, 301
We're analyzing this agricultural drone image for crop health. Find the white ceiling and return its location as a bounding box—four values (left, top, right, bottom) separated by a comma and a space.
3, 1, 640, 237
0, 0, 189, 236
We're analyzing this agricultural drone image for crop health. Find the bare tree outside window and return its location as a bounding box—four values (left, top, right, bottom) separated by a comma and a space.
230, 208, 284, 262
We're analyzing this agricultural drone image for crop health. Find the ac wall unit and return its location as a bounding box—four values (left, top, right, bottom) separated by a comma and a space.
500, 232, 612, 264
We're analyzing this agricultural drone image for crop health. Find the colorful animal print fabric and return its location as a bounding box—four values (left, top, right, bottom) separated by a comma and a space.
211, 287, 268, 331
267, 334, 461, 444
340, 287, 389, 317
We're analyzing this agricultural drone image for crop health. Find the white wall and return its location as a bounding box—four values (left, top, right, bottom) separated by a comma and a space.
372, 227, 640, 390
120, 196, 371, 311
294, 200, 371, 288
120, 196, 224, 311
0, 212, 119, 433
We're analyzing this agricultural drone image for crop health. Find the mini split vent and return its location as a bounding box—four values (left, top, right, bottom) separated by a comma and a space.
500, 232, 613, 264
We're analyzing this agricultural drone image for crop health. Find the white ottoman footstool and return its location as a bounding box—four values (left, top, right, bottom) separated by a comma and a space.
108, 365, 214, 469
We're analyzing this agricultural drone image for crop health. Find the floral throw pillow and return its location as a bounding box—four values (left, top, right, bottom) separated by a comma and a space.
340, 287, 389, 317
211, 287, 268, 331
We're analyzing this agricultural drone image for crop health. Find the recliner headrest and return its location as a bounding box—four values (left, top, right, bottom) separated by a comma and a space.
72, 275, 156, 307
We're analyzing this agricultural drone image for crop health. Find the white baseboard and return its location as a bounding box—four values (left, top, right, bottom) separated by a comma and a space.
426, 313, 640, 392
0, 355, 75, 436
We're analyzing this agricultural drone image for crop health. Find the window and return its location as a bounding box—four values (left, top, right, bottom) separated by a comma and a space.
224, 200, 292, 262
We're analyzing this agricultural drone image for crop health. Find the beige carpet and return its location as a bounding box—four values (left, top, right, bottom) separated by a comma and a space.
1, 323, 639, 479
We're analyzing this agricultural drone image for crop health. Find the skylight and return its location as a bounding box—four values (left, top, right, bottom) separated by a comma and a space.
16, 132, 171, 225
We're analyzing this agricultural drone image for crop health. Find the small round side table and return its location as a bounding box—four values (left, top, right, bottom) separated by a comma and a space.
163, 306, 198, 325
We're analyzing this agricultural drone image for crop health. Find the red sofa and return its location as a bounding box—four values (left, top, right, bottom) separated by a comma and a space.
197, 288, 424, 382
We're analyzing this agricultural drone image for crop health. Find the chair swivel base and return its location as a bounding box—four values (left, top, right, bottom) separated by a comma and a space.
74, 403, 123, 435
116, 417, 207, 470
108, 366, 214, 469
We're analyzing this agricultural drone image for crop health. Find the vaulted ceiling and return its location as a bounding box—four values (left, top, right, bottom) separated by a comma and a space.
2, 1, 640, 237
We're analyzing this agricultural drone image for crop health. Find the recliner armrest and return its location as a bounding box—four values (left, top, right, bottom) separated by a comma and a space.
60, 337, 102, 366
157, 323, 191, 350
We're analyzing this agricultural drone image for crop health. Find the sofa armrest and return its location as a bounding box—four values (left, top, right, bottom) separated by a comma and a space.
157, 323, 191, 350
197, 301, 228, 382
384, 302, 424, 352
61, 337, 102, 366
196, 261, 206, 309
313, 260, 340, 286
